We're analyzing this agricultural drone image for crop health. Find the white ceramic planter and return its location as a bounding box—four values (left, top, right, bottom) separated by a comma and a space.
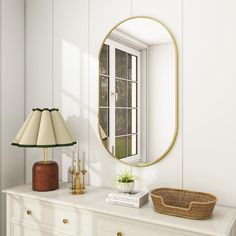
117, 181, 135, 193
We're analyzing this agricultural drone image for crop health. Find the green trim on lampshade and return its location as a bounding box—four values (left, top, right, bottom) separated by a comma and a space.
32, 108, 59, 112
11, 141, 77, 148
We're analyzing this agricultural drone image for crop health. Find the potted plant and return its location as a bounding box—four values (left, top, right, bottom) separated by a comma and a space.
115, 169, 136, 193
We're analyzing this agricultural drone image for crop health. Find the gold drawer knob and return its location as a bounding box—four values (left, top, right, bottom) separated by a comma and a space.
117, 232, 122, 236
26, 210, 32, 215
63, 219, 69, 224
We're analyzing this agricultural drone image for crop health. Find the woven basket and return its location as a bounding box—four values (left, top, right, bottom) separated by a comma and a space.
150, 188, 217, 220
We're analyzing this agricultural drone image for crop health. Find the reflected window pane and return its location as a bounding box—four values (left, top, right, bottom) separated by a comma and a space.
115, 136, 127, 159
99, 44, 109, 75
116, 79, 127, 107
115, 49, 128, 79
128, 135, 137, 156
128, 55, 137, 81
99, 108, 109, 136
128, 54, 132, 80
115, 109, 128, 136
99, 76, 109, 107
128, 109, 137, 134
128, 82, 137, 107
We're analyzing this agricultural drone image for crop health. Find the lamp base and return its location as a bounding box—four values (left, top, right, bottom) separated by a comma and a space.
32, 161, 59, 191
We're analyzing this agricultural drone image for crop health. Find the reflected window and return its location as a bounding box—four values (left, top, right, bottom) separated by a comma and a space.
99, 43, 139, 161
99, 45, 110, 139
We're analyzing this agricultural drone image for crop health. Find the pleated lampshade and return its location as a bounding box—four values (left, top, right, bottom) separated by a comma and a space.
12, 108, 76, 192
12, 108, 76, 147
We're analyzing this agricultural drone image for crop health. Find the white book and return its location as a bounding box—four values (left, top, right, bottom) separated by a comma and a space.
108, 191, 149, 204
105, 197, 141, 208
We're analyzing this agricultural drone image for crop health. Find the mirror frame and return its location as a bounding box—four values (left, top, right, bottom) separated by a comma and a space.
98, 16, 178, 167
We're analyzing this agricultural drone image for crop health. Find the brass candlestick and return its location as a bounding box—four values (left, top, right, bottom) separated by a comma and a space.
72, 172, 84, 195
81, 169, 87, 189
72, 160, 84, 195
69, 157, 77, 190
69, 168, 75, 190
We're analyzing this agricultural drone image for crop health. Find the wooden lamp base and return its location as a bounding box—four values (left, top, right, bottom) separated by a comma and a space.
32, 161, 59, 191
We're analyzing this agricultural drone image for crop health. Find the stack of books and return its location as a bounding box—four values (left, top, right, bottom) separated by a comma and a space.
105, 190, 149, 208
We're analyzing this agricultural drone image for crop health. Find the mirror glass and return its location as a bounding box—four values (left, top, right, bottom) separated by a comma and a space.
98, 17, 178, 167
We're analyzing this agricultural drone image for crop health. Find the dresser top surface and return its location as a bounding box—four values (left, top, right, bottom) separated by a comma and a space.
3, 183, 236, 236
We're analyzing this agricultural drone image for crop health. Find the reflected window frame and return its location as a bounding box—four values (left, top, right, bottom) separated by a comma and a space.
99, 38, 142, 163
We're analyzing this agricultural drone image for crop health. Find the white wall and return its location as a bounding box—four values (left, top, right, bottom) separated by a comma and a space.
147, 43, 175, 161
52, 0, 89, 181
0, 0, 25, 235
24, 0, 236, 208
25, 0, 89, 182
25, 0, 54, 182
183, 0, 236, 207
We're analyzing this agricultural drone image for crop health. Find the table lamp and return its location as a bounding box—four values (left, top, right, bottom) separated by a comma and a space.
12, 108, 76, 191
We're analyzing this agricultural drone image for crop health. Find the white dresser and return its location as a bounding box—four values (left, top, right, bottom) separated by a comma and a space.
3, 183, 236, 236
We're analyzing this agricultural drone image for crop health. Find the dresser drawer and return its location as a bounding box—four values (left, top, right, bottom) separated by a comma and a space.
11, 196, 90, 235
95, 215, 192, 236
11, 222, 77, 236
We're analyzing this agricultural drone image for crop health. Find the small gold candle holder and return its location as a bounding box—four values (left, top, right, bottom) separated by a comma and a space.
72, 172, 84, 195
81, 169, 87, 189
72, 160, 84, 195
69, 169, 75, 190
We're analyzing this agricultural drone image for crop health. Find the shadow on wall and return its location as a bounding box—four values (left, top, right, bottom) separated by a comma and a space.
55, 36, 167, 190
65, 114, 118, 187
55, 35, 118, 186
52, 37, 89, 182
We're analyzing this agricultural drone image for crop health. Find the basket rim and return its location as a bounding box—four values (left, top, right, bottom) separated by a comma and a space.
150, 187, 217, 211
154, 209, 213, 220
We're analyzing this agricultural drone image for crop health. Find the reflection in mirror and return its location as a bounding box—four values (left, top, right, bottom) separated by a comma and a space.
99, 17, 178, 167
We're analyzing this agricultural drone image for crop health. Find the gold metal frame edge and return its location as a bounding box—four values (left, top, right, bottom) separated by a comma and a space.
97, 16, 178, 168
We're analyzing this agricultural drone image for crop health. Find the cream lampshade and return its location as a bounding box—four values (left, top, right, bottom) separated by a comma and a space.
12, 108, 76, 191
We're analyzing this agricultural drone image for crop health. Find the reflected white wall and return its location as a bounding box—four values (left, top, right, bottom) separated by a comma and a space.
147, 43, 175, 161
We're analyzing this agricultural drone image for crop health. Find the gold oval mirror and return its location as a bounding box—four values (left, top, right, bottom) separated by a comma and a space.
98, 16, 178, 167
